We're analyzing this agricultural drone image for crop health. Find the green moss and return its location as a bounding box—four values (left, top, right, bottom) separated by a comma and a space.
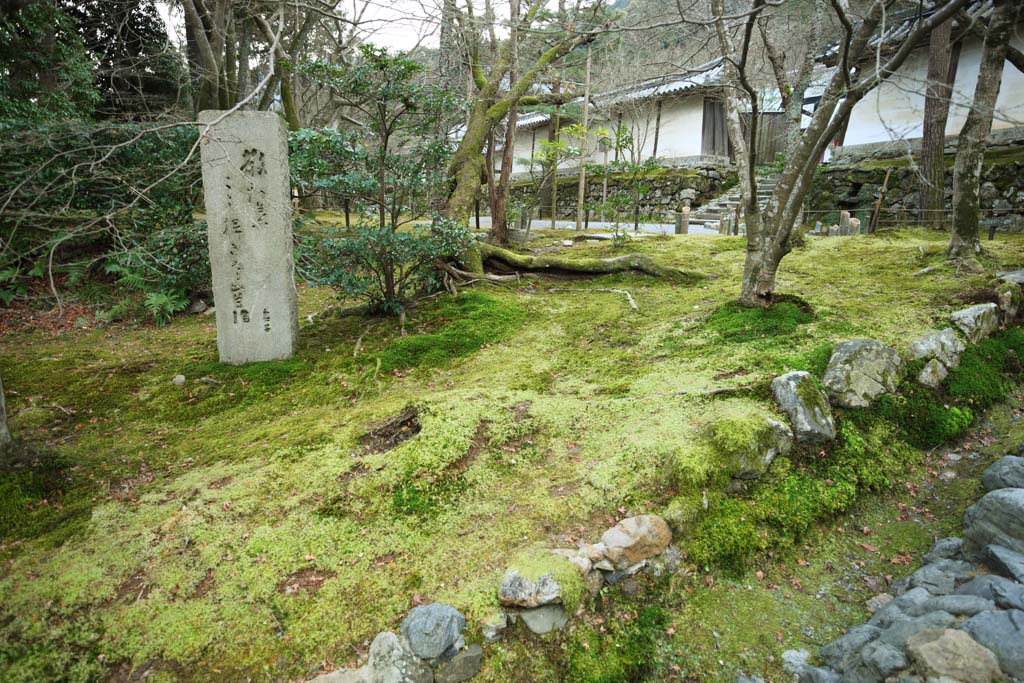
873, 384, 974, 449
563, 605, 669, 683
703, 402, 787, 478
506, 548, 586, 613
754, 459, 857, 542
946, 328, 1024, 409
377, 292, 525, 371
786, 342, 835, 378
687, 498, 767, 572
707, 300, 813, 343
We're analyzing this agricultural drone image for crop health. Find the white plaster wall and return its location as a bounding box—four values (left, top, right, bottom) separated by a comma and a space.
510, 126, 544, 175
654, 95, 706, 158
843, 33, 1024, 148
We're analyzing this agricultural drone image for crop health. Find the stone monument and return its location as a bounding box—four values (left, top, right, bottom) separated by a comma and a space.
198, 111, 298, 364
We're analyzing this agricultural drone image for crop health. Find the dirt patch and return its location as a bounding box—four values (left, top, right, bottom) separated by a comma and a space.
278, 567, 337, 595
110, 465, 155, 503
955, 287, 999, 305
361, 407, 421, 453
448, 420, 490, 475
713, 369, 751, 381
510, 400, 532, 422
105, 570, 151, 606
191, 568, 216, 598
207, 476, 233, 490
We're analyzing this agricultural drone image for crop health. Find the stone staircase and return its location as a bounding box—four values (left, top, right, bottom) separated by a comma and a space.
687, 174, 780, 234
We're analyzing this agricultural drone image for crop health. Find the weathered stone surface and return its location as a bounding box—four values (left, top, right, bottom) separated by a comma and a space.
198, 110, 298, 364
923, 537, 963, 563
984, 544, 1024, 582
782, 649, 810, 674
997, 282, 1024, 322
906, 629, 1001, 683
878, 611, 956, 650
907, 328, 966, 369
599, 515, 672, 569
823, 340, 903, 408
820, 624, 881, 671
309, 668, 371, 683
981, 455, 1024, 491
172, 374, 186, 386
950, 303, 999, 344
797, 666, 842, 683
367, 631, 433, 683
907, 594, 995, 617
906, 560, 975, 595
498, 570, 562, 608
480, 611, 508, 642
997, 269, 1024, 285
859, 640, 908, 680
518, 605, 568, 634
771, 371, 836, 443
963, 488, 1024, 558
956, 574, 1024, 610
400, 604, 465, 660
865, 593, 893, 614
963, 609, 1024, 677
869, 588, 931, 628
917, 358, 948, 388
434, 644, 483, 683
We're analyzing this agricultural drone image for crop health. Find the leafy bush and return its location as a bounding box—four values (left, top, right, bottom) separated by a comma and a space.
707, 299, 814, 342
309, 218, 471, 314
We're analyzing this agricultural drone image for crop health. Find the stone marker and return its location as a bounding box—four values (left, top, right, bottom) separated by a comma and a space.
814, 220, 822, 234
827, 224, 840, 237
850, 217, 861, 234
839, 210, 852, 235
199, 111, 298, 364
675, 206, 690, 235
0, 370, 11, 451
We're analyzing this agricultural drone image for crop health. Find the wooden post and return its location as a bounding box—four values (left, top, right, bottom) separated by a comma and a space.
869, 168, 892, 234
989, 224, 997, 240
575, 44, 592, 231
344, 198, 350, 229
585, 207, 590, 231
475, 200, 481, 230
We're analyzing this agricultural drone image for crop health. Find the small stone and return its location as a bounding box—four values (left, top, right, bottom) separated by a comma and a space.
599, 515, 672, 569
797, 667, 841, 683
984, 544, 1024, 583
481, 612, 508, 642
172, 374, 186, 386
771, 371, 837, 444
907, 328, 965, 368
820, 624, 881, 671
950, 303, 999, 343
963, 609, 1024, 677
498, 570, 562, 608
860, 640, 908, 678
434, 644, 483, 683
956, 574, 1024, 610
906, 629, 1000, 683
619, 579, 640, 597
584, 569, 604, 595
518, 605, 568, 634
400, 604, 466, 660
187, 299, 208, 314
865, 593, 893, 613
823, 339, 903, 408
917, 358, 948, 388
923, 538, 963, 563
980, 455, 1024, 491
367, 631, 433, 683
782, 649, 810, 675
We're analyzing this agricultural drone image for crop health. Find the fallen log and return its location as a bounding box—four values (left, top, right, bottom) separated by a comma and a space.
475, 243, 702, 281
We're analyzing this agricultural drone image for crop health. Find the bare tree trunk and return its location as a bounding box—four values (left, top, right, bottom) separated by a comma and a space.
576, 43, 592, 231
0, 370, 11, 452
921, 17, 956, 229
949, 0, 1014, 259
438, 0, 460, 94
490, 0, 521, 246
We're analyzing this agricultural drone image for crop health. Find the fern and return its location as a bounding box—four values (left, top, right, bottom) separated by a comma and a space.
143, 290, 188, 326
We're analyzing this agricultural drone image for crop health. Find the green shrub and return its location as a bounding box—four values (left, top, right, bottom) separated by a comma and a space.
873, 386, 973, 449
946, 328, 1024, 408
707, 299, 813, 342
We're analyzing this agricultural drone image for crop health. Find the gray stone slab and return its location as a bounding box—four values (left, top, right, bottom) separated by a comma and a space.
198, 110, 298, 364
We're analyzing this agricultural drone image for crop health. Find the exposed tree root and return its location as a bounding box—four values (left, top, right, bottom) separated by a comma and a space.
474, 243, 702, 281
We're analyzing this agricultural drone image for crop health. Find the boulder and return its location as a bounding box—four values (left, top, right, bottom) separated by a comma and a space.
310, 668, 371, 683
905, 560, 975, 595
823, 340, 903, 408
917, 359, 947, 388
907, 328, 965, 368
963, 488, 1024, 559
518, 604, 568, 634
368, 632, 434, 683
963, 609, 1024, 677
923, 537, 963, 563
782, 649, 811, 675
908, 594, 995, 617
984, 544, 1024, 583
950, 303, 999, 343
997, 269, 1024, 285
599, 515, 672, 569
956, 575, 1024, 610
434, 644, 483, 683
797, 667, 841, 683
400, 604, 466, 660
820, 624, 881, 671
707, 407, 794, 480
997, 282, 1023, 323
865, 593, 893, 614
980, 455, 1024, 491
480, 611, 508, 642
857, 640, 908, 681
906, 629, 1001, 683
496, 550, 584, 608
771, 371, 836, 443
878, 611, 956, 650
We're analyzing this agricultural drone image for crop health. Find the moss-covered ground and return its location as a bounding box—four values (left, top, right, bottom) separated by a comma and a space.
2, 227, 1023, 682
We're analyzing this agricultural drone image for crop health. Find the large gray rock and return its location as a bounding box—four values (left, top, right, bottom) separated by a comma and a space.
309, 668, 371, 683
906, 629, 1001, 683
368, 631, 434, 683
950, 303, 999, 343
820, 624, 881, 671
878, 611, 955, 650
956, 574, 1024, 610
400, 604, 466, 660
963, 488, 1024, 559
869, 588, 931, 629
498, 570, 562, 608
963, 609, 1024, 677
600, 515, 672, 569
984, 544, 1024, 582
771, 371, 836, 443
782, 649, 810, 674
797, 667, 841, 683
434, 644, 483, 683
905, 559, 975, 595
908, 594, 995, 617
916, 359, 947, 389
198, 110, 299, 364
518, 605, 568, 634
923, 537, 963, 563
981, 455, 1024, 491
907, 328, 965, 368
858, 640, 907, 680
823, 340, 903, 408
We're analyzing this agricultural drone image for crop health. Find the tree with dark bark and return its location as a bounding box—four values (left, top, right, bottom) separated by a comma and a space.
948, 0, 1017, 260
0, 370, 11, 453
920, 16, 958, 229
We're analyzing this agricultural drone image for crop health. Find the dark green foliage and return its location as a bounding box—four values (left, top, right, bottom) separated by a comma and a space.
707, 299, 814, 343
787, 342, 835, 377
687, 498, 766, 572
754, 460, 857, 541
873, 384, 973, 449
564, 606, 669, 683
377, 293, 525, 371
946, 328, 1024, 408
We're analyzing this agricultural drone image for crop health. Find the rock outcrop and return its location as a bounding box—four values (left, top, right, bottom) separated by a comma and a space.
823, 339, 903, 408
